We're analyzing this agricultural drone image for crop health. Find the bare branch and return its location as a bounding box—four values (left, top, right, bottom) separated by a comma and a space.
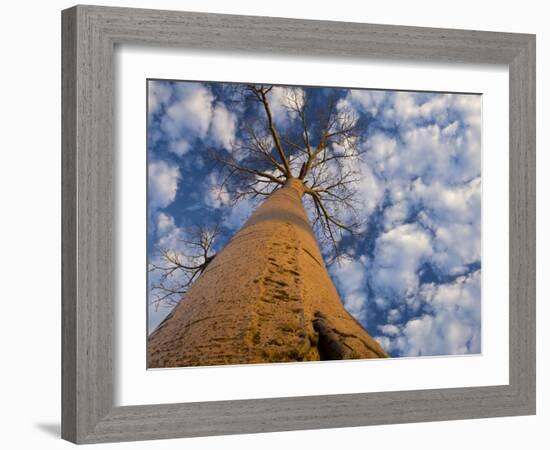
249, 85, 292, 177
203, 84, 367, 262
299, 94, 360, 180
149, 225, 221, 310
307, 189, 356, 232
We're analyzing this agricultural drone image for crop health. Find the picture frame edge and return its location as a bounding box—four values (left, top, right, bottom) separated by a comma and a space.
61, 4, 536, 444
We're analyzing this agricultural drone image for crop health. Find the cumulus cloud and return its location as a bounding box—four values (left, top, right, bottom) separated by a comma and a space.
363, 133, 398, 174
149, 81, 237, 157
148, 80, 172, 116
413, 177, 481, 274
160, 83, 214, 155
355, 160, 384, 220
148, 160, 180, 210
210, 102, 237, 150
339, 89, 388, 119
331, 259, 369, 320
338, 89, 482, 357
378, 324, 400, 336
387, 308, 402, 323
165, 83, 213, 136
267, 86, 306, 127
156, 211, 176, 236
375, 270, 481, 356
353, 92, 481, 183
371, 223, 433, 298
394, 91, 450, 122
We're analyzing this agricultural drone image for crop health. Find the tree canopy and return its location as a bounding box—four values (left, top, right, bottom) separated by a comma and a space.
213, 84, 366, 258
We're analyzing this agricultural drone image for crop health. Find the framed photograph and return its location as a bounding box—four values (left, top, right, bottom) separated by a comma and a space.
62, 5, 535, 444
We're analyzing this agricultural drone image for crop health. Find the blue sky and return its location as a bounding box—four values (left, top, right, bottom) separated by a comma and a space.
147, 79, 482, 358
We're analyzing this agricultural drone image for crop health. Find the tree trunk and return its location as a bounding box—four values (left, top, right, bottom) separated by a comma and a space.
148, 178, 388, 367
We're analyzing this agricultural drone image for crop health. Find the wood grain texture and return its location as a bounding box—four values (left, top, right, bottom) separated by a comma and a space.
61, 7, 77, 442
61, 4, 536, 444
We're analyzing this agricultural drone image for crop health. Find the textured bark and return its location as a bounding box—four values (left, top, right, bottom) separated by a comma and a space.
148, 178, 388, 367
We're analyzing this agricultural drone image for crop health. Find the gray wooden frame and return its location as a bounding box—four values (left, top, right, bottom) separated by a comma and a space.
62, 4, 536, 444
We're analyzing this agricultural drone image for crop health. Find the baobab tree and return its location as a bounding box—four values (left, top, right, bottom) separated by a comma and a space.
148, 84, 388, 367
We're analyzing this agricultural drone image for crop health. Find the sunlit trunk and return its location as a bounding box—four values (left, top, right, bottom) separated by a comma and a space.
148, 178, 388, 367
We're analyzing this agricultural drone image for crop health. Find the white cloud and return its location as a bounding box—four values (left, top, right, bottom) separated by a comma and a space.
371, 223, 433, 297
394, 92, 451, 123
342, 89, 388, 117
442, 120, 459, 136
170, 139, 191, 157
267, 86, 305, 127
148, 80, 172, 116
342, 292, 368, 320
413, 177, 481, 273
356, 161, 384, 220
332, 259, 366, 292
331, 259, 368, 320
148, 160, 180, 210
343, 90, 481, 139
452, 94, 482, 130
210, 102, 237, 150
152, 81, 238, 156
375, 270, 481, 356
374, 297, 390, 310
387, 308, 402, 323
378, 324, 400, 336
364, 133, 398, 173
268, 87, 287, 123
356, 89, 482, 287
359, 91, 481, 356
383, 201, 409, 230
160, 83, 214, 156
156, 211, 175, 237
358, 91, 481, 184
365, 126, 479, 190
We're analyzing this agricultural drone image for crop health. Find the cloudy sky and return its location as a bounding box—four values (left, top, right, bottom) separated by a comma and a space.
147, 79, 482, 358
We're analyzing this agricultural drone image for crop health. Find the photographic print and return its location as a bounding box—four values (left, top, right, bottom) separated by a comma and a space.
147, 80, 481, 368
